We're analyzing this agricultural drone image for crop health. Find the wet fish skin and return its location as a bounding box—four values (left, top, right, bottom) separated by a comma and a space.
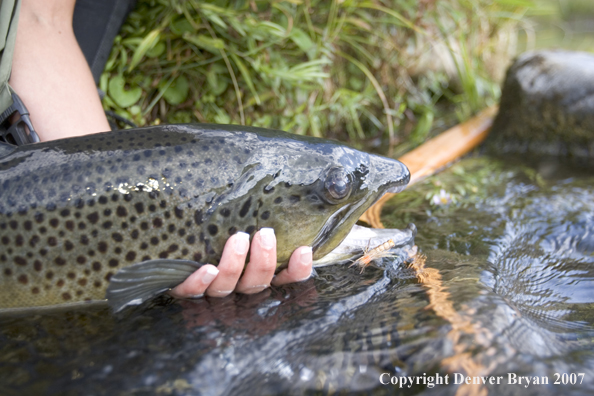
0, 124, 409, 310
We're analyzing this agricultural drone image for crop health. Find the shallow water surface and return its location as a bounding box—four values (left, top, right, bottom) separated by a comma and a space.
1, 154, 593, 395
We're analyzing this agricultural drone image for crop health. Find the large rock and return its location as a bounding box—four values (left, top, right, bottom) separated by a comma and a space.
489, 50, 594, 156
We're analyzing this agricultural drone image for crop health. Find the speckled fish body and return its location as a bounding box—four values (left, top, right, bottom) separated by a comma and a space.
0, 124, 409, 311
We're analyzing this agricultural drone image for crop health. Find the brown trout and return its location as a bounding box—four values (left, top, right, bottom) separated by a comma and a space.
0, 124, 409, 311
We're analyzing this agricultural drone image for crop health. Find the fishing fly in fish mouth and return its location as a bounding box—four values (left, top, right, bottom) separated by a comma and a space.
0, 123, 410, 312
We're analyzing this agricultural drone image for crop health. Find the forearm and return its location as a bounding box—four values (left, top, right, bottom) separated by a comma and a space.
9, 0, 110, 141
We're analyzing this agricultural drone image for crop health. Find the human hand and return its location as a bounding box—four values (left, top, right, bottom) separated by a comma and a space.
170, 228, 313, 299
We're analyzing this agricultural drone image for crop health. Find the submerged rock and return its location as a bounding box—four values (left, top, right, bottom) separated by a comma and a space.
489, 50, 594, 157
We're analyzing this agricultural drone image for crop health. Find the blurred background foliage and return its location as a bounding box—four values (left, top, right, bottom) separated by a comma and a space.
101, 0, 533, 153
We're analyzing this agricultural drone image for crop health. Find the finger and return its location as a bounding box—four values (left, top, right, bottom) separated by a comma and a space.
271, 246, 313, 286
235, 228, 277, 294
205, 232, 250, 297
169, 264, 219, 299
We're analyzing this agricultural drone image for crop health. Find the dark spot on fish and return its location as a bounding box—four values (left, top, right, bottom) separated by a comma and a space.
228, 226, 237, 236
49, 218, 59, 228
246, 225, 256, 235
193, 252, 202, 262
34, 260, 42, 271
76, 256, 86, 264
39, 248, 48, 256
55, 257, 66, 266
285, 182, 292, 188
178, 228, 186, 237
112, 233, 123, 242
18, 275, 28, 285
149, 204, 156, 212
208, 224, 218, 236
140, 242, 148, 250
131, 229, 139, 239
174, 207, 184, 219
14, 256, 27, 266
121, 222, 128, 229
46, 203, 56, 212
158, 251, 169, 258
46, 271, 54, 280
60, 209, 70, 217
115, 206, 127, 217
105, 272, 113, 281
4, 268, 11, 276
289, 195, 301, 203
102, 221, 113, 229
88, 250, 95, 256
24, 220, 32, 231
161, 234, 168, 241
150, 237, 159, 245
80, 235, 89, 245
32, 287, 40, 294
108, 259, 119, 268
67, 272, 75, 280
134, 202, 144, 214
220, 208, 231, 217
62, 292, 72, 301
140, 222, 149, 230
65, 220, 75, 231
153, 218, 163, 228
252, 210, 258, 217
194, 210, 203, 225
1, 236, 8, 245
15, 235, 24, 246
57, 279, 64, 287
92, 262, 101, 272
65, 240, 74, 251
186, 235, 196, 245
125, 251, 136, 262
124, 194, 133, 202
93, 280, 102, 288
111, 194, 119, 202
87, 212, 99, 224
103, 208, 112, 216
78, 222, 86, 230
48, 237, 57, 246
167, 224, 176, 233
99, 196, 108, 204
98, 241, 108, 253
274, 197, 282, 204
239, 197, 252, 218
114, 247, 122, 254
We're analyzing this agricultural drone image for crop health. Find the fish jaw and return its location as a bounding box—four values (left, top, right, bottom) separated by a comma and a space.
311, 153, 410, 260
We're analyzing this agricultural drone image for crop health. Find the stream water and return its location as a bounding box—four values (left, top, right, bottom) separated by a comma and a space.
1, 153, 593, 395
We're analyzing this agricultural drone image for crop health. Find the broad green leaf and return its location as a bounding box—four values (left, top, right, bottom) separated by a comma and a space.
183, 33, 226, 54
108, 75, 142, 108
161, 75, 190, 105
170, 18, 196, 35
290, 28, 314, 53
129, 29, 161, 71
206, 65, 228, 96
146, 42, 165, 58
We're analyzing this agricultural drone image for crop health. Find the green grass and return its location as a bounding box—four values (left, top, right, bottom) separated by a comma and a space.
101, 0, 530, 151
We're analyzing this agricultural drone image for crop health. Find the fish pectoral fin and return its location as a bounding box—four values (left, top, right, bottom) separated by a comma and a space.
105, 259, 203, 312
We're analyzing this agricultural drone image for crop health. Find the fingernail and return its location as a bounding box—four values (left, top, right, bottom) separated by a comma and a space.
260, 228, 275, 250
234, 232, 250, 255
300, 246, 312, 266
200, 266, 219, 285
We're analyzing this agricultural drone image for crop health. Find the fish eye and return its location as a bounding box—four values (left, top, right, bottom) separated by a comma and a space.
324, 167, 352, 203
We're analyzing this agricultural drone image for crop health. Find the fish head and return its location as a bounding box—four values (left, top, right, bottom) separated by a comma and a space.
239, 131, 410, 265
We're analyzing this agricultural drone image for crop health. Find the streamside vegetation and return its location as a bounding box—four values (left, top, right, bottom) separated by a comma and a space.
102, 0, 530, 152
